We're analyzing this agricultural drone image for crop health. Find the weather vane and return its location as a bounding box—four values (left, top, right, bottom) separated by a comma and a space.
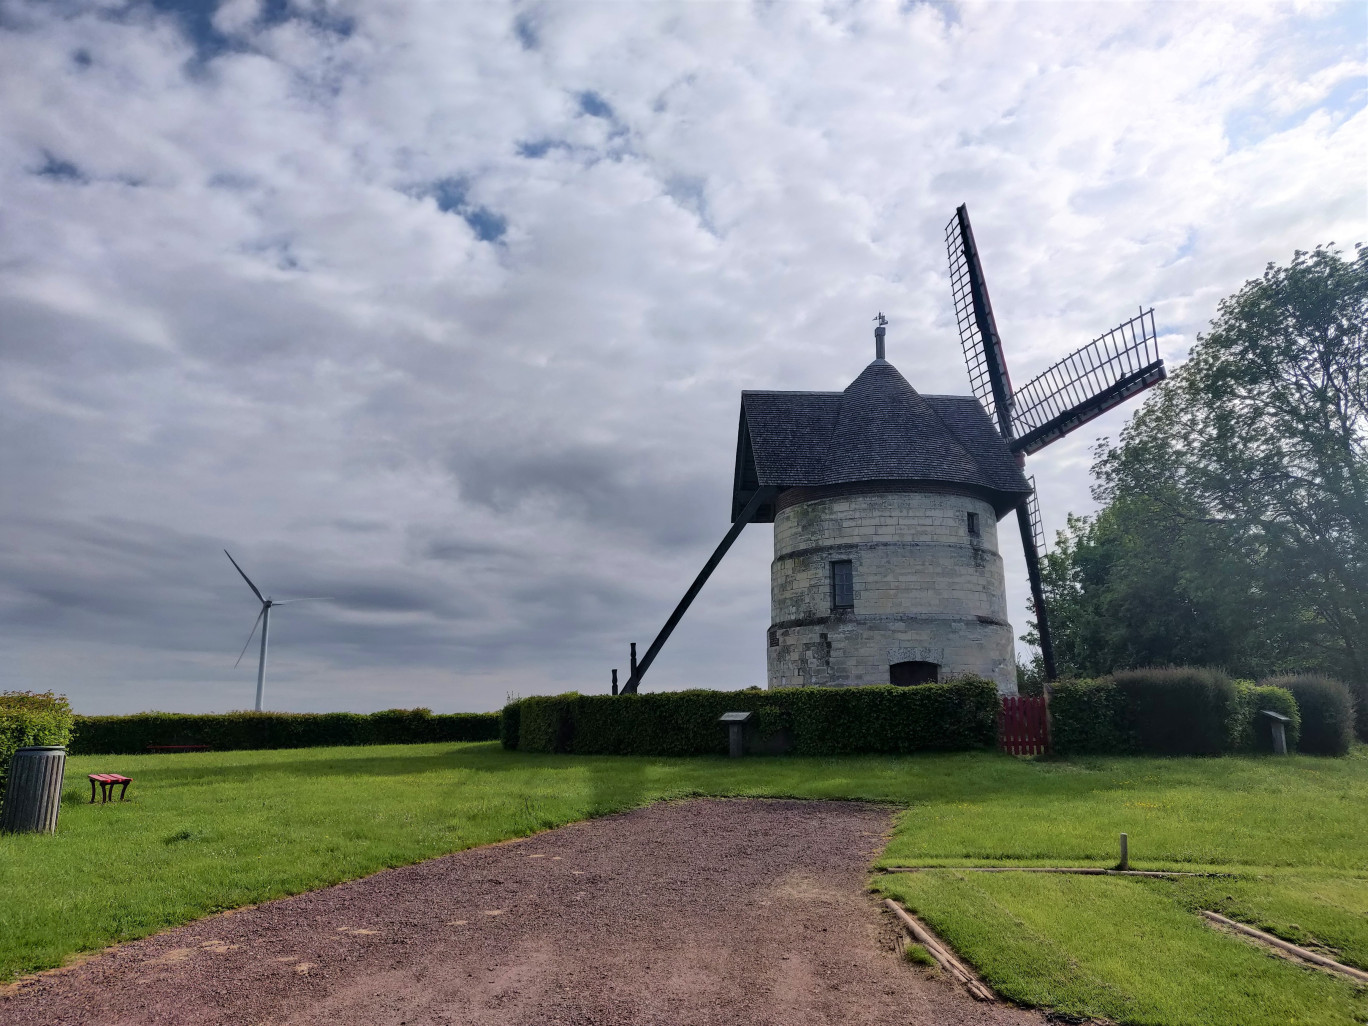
873, 311, 887, 359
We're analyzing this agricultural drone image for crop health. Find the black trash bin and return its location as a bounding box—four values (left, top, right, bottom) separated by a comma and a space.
0, 745, 68, 834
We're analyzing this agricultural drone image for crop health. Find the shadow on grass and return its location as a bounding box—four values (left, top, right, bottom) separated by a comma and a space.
72, 742, 522, 787
66, 744, 1345, 825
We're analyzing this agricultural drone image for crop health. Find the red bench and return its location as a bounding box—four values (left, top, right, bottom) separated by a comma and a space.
88, 773, 132, 804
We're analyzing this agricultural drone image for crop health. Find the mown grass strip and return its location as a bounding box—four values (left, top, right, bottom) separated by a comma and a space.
875, 871, 1367, 1026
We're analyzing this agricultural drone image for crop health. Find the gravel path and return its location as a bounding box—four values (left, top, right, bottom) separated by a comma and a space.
1, 799, 1042, 1026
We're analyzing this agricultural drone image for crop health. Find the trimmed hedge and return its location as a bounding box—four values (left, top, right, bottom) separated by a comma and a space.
511, 678, 999, 757
1229, 683, 1301, 754
1, 692, 75, 798
501, 700, 522, 751
1048, 679, 1123, 756
1048, 672, 1304, 756
1112, 667, 1236, 756
1346, 678, 1368, 743
1263, 675, 1355, 756
70, 708, 499, 755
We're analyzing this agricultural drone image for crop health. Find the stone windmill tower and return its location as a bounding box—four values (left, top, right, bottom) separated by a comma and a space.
617, 206, 1164, 697
733, 316, 1029, 694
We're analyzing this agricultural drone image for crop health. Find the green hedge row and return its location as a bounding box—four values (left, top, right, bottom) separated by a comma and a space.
1263, 675, 1355, 755
1048, 678, 1124, 755
1229, 684, 1301, 754
507, 678, 999, 757
1050, 669, 1315, 756
1351, 679, 1368, 743
1, 692, 76, 798
69, 708, 499, 755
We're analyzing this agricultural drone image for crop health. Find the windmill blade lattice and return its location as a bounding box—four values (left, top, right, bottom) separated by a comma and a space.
946, 206, 1015, 437
1024, 476, 1046, 556
1009, 308, 1166, 455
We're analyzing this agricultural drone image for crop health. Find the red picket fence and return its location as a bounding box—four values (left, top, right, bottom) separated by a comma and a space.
999, 695, 1050, 756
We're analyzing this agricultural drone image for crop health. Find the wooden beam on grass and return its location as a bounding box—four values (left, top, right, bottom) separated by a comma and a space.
880, 867, 1213, 878
883, 899, 995, 1002
1200, 911, 1368, 984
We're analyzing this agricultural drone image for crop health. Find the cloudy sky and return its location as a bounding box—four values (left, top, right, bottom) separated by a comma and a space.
1, 1, 1364, 715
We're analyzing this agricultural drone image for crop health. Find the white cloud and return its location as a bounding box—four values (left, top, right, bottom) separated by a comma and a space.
0, 0, 1363, 713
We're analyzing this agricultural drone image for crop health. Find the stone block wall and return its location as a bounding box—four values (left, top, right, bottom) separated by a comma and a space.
767, 489, 1017, 694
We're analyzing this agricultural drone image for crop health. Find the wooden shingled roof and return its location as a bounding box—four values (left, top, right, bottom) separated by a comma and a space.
732, 359, 1031, 523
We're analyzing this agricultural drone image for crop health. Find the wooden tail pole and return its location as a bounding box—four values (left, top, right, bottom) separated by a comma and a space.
611, 669, 618, 696
621, 487, 776, 694
1017, 502, 1057, 681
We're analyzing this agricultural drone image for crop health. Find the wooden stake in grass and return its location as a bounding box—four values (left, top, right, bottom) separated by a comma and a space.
1119, 832, 1129, 871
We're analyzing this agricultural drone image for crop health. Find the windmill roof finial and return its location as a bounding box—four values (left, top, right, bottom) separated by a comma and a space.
873, 312, 887, 361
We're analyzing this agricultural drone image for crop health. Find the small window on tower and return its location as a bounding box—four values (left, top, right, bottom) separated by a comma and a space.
830, 560, 854, 610
890, 661, 939, 686
967, 512, 981, 538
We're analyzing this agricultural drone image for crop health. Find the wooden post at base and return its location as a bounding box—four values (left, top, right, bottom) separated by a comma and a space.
1119, 832, 1129, 871
611, 669, 618, 696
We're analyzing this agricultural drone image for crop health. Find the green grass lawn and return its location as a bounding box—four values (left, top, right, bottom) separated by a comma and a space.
1, 743, 1364, 1026
873, 750, 1368, 1026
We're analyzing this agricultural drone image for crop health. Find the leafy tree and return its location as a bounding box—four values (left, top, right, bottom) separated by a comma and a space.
1038, 244, 1367, 684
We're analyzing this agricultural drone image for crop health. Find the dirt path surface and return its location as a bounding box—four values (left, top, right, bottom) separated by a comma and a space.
1, 799, 1042, 1026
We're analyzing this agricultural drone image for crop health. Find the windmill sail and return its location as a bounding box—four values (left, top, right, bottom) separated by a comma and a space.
1008, 308, 1166, 455
1024, 476, 1046, 557
1016, 477, 1056, 680
946, 205, 1015, 438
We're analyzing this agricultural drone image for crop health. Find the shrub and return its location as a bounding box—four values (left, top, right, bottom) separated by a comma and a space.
0, 692, 75, 798
69, 708, 498, 755
1047, 679, 1122, 755
1228, 682, 1301, 753
1263, 675, 1355, 756
1051, 675, 1306, 757
1348, 678, 1368, 742
1111, 667, 1236, 756
500, 699, 524, 750
510, 679, 999, 757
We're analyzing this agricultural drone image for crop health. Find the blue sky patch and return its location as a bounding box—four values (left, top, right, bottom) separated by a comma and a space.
513, 12, 538, 51
142, 0, 354, 63
578, 91, 614, 119
36, 153, 84, 182
423, 177, 507, 242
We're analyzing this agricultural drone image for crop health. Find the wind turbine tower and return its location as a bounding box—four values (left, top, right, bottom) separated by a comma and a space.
224, 550, 326, 712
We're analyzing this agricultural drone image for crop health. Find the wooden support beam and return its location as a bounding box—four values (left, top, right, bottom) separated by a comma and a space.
1016, 500, 1057, 681
621, 487, 777, 694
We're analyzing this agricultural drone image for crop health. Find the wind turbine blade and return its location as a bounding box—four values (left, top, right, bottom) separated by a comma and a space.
269, 597, 332, 605
234, 608, 265, 668
224, 549, 265, 602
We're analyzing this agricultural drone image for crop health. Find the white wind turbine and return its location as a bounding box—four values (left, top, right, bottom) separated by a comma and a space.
225, 550, 329, 712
